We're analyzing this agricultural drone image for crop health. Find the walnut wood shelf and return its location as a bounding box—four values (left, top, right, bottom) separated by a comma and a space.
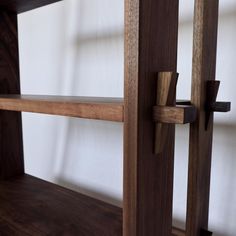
0, 95, 194, 123
0, 174, 122, 235
0, 0, 62, 13
0, 95, 124, 122
0, 174, 185, 235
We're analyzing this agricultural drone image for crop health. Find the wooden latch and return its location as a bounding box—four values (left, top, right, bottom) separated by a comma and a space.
205, 80, 231, 130
153, 72, 197, 154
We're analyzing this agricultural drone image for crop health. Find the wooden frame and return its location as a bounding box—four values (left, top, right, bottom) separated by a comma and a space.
0, 0, 231, 235
124, 0, 179, 235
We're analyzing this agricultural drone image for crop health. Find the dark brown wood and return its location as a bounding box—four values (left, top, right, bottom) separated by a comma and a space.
172, 227, 186, 236
186, 0, 219, 235
0, 0, 62, 13
0, 11, 24, 180
205, 80, 220, 129
153, 105, 197, 124
0, 95, 124, 122
207, 101, 231, 112
0, 174, 122, 235
124, 0, 179, 235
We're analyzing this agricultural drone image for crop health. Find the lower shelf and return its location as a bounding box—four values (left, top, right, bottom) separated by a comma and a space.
0, 174, 185, 235
0, 174, 122, 235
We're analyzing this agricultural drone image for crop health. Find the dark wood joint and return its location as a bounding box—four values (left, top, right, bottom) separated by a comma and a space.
205, 80, 231, 129
154, 71, 178, 154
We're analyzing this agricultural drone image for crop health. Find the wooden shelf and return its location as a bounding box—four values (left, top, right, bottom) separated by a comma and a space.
0, 0, 62, 13
0, 174, 122, 235
0, 174, 185, 235
0, 95, 124, 122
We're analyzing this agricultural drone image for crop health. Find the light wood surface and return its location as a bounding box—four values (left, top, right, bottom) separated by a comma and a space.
0, 95, 124, 122
153, 105, 197, 124
155, 72, 178, 154
187, 0, 219, 235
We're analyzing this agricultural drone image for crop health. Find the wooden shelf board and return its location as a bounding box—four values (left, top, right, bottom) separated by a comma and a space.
0, 95, 124, 122
0, 174, 185, 235
0, 174, 122, 235
0, 0, 62, 13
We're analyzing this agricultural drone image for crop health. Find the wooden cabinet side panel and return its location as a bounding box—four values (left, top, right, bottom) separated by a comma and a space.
0, 11, 24, 179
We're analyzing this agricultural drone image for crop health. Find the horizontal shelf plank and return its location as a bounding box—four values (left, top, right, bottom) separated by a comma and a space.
0, 174, 122, 235
0, 0, 62, 13
0, 95, 124, 122
0, 174, 185, 235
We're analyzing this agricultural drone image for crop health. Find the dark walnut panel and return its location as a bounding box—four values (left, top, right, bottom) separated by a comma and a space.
0, 11, 24, 179
0, 0, 62, 13
0, 174, 122, 235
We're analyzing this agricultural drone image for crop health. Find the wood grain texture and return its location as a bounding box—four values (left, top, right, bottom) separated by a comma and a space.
123, 0, 179, 235
0, 11, 24, 180
0, 0, 62, 13
0, 95, 124, 122
187, 0, 219, 235
0, 174, 122, 235
155, 72, 178, 154
153, 105, 197, 124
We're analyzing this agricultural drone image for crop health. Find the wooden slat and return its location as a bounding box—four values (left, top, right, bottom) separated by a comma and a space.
153, 105, 197, 124
186, 0, 219, 235
0, 95, 124, 122
0, 0, 62, 13
0, 11, 24, 180
0, 174, 122, 235
123, 0, 179, 235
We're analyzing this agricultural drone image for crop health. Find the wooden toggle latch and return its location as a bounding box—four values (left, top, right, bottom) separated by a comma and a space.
205, 80, 231, 130
153, 72, 197, 154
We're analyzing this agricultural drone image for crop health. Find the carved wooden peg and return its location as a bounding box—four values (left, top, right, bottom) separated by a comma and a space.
154, 72, 178, 154
205, 80, 231, 129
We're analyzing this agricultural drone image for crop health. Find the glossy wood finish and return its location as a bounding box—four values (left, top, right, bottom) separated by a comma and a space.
0, 174, 122, 235
153, 105, 197, 124
123, 0, 179, 235
0, 11, 24, 180
0, 0, 62, 13
0, 95, 124, 122
186, 0, 219, 235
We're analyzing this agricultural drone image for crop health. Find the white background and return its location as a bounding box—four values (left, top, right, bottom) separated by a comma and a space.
18, 0, 236, 235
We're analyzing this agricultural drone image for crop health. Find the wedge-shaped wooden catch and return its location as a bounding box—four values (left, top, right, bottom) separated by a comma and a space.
154, 72, 178, 154
205, 80, 231, 129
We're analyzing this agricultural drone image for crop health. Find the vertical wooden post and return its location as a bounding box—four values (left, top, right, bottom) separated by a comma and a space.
124, 0, 179, 235
0, 11, 24, 179
186, 1, 219, 235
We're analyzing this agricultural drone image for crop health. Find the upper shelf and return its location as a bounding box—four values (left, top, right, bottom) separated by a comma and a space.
0, 0, 62, 13
0, 95, 124, 122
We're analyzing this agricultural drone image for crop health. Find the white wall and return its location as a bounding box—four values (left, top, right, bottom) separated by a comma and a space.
18, 0, 236, 235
